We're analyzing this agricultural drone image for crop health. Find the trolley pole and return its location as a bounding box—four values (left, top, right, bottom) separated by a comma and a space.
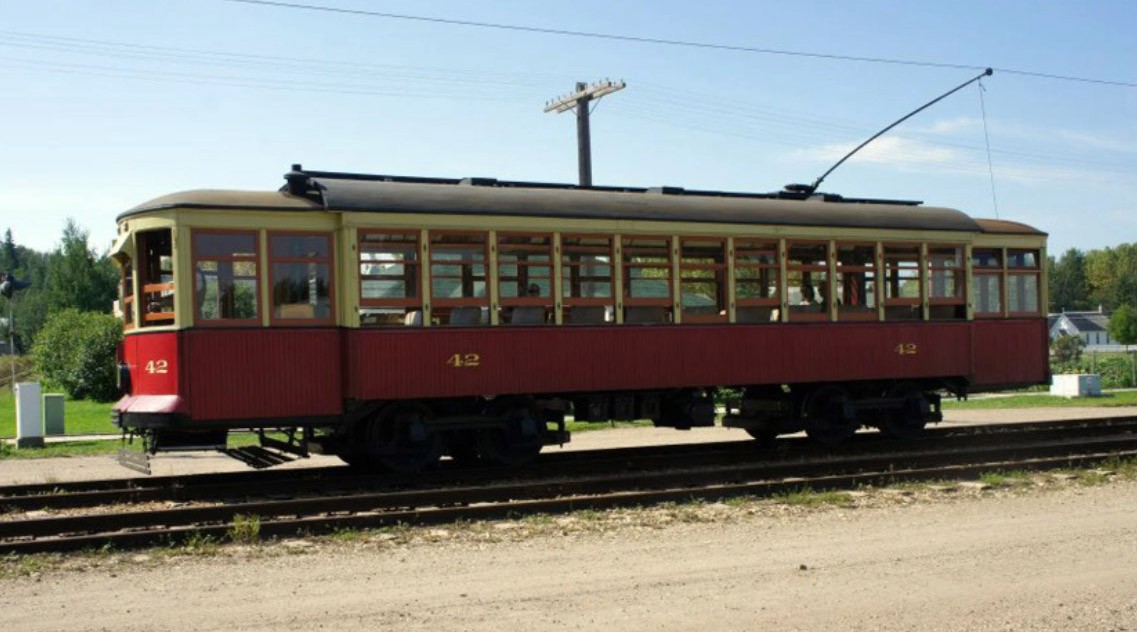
544, 79, 626, 187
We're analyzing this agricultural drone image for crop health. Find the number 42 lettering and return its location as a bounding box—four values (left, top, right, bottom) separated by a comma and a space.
894, 343, 918, 356
446, 353, 481, 368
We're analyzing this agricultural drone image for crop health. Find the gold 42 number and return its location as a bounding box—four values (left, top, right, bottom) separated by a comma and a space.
894, 343, 918, 356
145, 359, 169, 374
447, 353, 481, 368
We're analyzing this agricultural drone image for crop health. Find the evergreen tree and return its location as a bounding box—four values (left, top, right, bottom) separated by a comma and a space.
1048, 248, 1091, 312
1, 229, 16, 274
44, 219, 117, 313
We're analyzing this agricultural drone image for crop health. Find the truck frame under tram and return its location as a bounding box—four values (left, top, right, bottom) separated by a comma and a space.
111, 165, 1049, 473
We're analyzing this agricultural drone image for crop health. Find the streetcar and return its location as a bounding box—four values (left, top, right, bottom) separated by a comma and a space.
111, 165, 1049, 472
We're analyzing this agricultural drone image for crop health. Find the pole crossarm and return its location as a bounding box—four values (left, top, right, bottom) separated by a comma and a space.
544, 79, 626, 113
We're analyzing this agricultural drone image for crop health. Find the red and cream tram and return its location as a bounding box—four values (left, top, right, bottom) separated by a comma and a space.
111, 165, 1049, 471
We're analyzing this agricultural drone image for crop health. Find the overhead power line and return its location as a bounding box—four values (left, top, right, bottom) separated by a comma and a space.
224, 0, 1137, 88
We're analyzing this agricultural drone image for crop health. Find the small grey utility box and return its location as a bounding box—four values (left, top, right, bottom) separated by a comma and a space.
43, 393, 65, 436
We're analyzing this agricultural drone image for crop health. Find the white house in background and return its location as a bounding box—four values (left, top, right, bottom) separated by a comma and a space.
1049, 309, 1125, 351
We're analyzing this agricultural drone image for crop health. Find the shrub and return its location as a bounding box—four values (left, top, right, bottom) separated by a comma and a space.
1051, 333, 1084, 365
31, 309, 122, 401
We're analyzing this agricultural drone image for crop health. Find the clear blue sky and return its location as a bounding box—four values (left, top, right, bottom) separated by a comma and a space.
1, 0, 1134, 256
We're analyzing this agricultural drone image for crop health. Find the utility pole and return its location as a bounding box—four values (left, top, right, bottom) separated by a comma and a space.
544, 79, 625, 187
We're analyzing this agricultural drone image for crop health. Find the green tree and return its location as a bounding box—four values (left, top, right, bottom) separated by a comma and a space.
1048, 248, 1091, 312
32, 309, 122, 401
44, 219, 117, 313
0, 228, 16, 273
1110, 304, 1137, 346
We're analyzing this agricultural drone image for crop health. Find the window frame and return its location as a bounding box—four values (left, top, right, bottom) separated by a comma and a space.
733, 238, 781, 309
621, 235, 673, 307
427, 230, 491, 311
358, 230, 421, 309
1006, 248, 1042, 317
835, 241, 878, 322
971, 248, 1004, 319
497, 232, 554, 307
561, 233, 615, 308
678, 237, 727, 324
191, 229, 262, 328
267, 230, 336, 327
786, 239, 831, 322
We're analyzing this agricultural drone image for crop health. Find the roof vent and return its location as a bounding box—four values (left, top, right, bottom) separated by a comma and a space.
284, 164, 309, 195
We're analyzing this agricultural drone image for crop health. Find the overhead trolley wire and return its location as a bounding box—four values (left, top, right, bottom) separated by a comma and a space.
224, 0, 1137, 89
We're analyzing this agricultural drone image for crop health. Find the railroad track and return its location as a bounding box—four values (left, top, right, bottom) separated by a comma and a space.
1, 417, 1135, 554
2, 417, 1136, 512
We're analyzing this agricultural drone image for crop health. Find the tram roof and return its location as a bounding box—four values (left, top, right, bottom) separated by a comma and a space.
121, 167, 1045, 235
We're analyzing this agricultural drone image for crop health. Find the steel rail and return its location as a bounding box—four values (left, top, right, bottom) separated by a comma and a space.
2, 432, 1135, 554
2, 416, 1136, 512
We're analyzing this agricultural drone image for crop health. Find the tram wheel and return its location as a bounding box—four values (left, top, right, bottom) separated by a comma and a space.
744, 425, 780, 449
804, 385, 857, 447
880, 383, 930, 440
477, 399, 544, 467
366, 402, 443, 473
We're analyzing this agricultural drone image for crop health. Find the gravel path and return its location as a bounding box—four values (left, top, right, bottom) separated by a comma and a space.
2, 480, 1135, 631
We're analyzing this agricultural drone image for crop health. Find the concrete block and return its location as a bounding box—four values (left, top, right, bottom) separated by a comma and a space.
1050, 374, 1102, 398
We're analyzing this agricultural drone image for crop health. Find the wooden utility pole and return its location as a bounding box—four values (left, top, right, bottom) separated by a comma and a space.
544, 79, 626, 187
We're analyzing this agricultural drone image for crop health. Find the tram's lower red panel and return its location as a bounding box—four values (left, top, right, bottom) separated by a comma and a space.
179, 328, 342, 421
118, 319, 1047, 424
344, 319, 1048, 401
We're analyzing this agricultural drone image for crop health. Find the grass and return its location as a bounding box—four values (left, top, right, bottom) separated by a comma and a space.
943, 390, 1137, 409
564, 419, 655, 433
773, 488, 856, 507
978, 470, 1033, 487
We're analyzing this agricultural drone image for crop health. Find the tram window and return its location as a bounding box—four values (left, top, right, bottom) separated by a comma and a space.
359, 231, 420, 327
972, 249, 1003, 317
883, 244, 922, 321
1007, 249, 1041, 315
679, 239, 726, 323
622, 236, 672, 324
498, 233, 552, 325
734, 240, 779, 323
269, 233, 333, 324
562, 235, 613, 324
137, 230, 175, 327
117, 253, 135, 330
835, 243, 877, 321
927, 245, 965, 319
193, 231, 259, 324
786, 241, 829, 321
430, 232, 488, 326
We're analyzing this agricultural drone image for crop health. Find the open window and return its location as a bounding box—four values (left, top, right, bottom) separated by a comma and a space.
883, 244, 922, 321
193, 230, 260, 325
734, 239, 780, 323
498, 233, 552, 325
359, 231, 421, 327
137, 229, 175, 327
836, 243, 877, 321
622, 236, 672, 324
561, 234, 614, 324
787, 241, 829, 322
928, 245, 965, 319
430, 232, 488, 326
679, 238, 726, 323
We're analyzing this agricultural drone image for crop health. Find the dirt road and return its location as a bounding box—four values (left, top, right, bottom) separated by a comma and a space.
2, 481, 1136, 631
